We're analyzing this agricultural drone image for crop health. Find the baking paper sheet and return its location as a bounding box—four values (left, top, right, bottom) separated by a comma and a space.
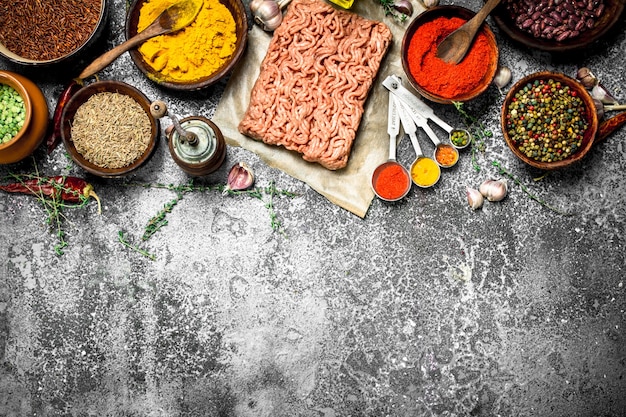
212, 1, 425, 218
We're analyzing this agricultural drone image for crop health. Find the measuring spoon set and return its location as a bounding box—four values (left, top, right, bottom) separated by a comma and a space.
371, 75, 471, 201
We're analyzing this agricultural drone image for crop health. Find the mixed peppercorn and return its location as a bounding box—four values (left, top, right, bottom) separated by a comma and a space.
505, 78, 588, 163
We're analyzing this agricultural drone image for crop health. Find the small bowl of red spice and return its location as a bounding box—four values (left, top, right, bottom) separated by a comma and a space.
0, 0, 109, 67
501, 71, 598, 171
401, 5, 499, 104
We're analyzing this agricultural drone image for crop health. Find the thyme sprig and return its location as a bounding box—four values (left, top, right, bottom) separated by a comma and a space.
453, 101, 493, 172
118, 231, 156, 261
122, 180, 298, 251
377, 0, 409, 21
492, 160, 572, 216
4, 167, 91, 255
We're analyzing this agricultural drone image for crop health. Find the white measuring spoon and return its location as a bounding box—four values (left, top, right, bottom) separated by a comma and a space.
395, 95, 440, 188
371, 92, 411, 201
383, 75, 472, 151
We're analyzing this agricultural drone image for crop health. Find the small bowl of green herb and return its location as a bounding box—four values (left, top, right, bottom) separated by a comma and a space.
501, 71, 598, 170
0, 70, 49, 164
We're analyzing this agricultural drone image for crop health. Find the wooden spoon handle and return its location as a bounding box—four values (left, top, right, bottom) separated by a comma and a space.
466, 0, 502, 34
594, 111, 626, 145
78, 24, 165, 80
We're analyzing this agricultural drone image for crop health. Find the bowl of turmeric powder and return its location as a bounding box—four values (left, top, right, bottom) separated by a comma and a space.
126, 0, 248, 91
401, 6, 499, 104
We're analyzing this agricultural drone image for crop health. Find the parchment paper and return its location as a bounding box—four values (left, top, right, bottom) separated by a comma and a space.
212, 1, 426, 218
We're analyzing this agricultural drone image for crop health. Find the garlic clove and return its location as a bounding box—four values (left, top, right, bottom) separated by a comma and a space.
417, 0, 439, 8
466, 187, 484, 210
479, 178, 507, 202
225, 162, 255, 193
592, 98, 605, 120
493, 66, 512, 91
591, 84, 619, 106
393, 0, 414, 17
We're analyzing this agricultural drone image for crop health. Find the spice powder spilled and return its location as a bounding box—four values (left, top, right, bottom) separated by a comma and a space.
70, 92, 152, 169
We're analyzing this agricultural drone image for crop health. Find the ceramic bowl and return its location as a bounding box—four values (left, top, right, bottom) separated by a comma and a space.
501, 71, 598, 170
0, 0, 108, 67
401, 5, 499, 104
490, 0, 625, 53
0, 71, 49, 164
126, 0, 248, 91
60, 80, 159, 178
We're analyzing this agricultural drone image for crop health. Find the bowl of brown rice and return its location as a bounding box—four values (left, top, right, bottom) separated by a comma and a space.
60, 80, 159, 178
0, 0, 109, 67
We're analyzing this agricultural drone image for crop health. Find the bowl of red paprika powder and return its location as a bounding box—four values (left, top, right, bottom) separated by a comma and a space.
401, 6, 499, 104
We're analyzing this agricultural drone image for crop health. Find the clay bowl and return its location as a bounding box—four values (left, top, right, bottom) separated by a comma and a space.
0, 71, 49, 164
125, 0, 248, 91
490, 0, 625, 53
401, 5, 499, 104
501, 71, 598, 171
0, 0, 108, 67
60, 80, 159, 178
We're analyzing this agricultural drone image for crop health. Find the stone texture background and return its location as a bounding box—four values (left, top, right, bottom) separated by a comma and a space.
1, 0, 625, 416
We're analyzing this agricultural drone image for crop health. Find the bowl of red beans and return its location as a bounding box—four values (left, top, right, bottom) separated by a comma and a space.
401, 5, 499, 104
501, 71, 599, 170
490, 0, 625, 52
0, 0, 109, 67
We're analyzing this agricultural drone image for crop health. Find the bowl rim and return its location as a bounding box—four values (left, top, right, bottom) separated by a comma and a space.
500, 71, 599, 170
401, 5, 499, 104
0, 70, 33, 149
0, 0, 108, 65
125, 0, 249, 91
60, 80, 159, 178
491, 0, 625, 52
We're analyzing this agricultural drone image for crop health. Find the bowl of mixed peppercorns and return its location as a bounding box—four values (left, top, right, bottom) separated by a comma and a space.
0, 0, 109, 67
491, 0, 624, 53
501, 71, 598, 170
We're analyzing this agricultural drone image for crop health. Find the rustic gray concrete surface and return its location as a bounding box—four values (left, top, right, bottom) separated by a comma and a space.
1, 0, 625, 416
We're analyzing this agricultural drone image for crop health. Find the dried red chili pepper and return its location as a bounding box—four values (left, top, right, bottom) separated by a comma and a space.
0, 175, 101, 213
46, 79, 83, 154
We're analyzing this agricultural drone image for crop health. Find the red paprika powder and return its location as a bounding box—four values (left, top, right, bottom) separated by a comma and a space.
406, 16, 493, 99
374, 163, 410, 200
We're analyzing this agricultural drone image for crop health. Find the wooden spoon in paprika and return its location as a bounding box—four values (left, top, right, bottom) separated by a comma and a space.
436, 0, 501, 64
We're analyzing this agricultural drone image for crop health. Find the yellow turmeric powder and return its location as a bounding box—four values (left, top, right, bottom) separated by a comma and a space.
137, 0, 237, 82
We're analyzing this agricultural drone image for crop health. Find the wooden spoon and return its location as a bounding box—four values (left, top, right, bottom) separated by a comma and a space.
436, 0, 501, 64
78, 0, 204, 79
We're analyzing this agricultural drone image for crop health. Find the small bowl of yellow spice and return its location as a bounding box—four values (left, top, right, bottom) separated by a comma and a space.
126, 0, 248, 91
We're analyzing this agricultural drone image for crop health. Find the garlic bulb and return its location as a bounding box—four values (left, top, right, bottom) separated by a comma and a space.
576, 67, 598, 89
417, 0, 439, 8
466, 187, 484, 210
224, 162, 255, 193
479, 179, 508, 202
253, 0, 282, 31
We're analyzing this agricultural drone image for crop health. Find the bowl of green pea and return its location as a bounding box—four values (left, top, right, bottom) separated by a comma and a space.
501, 71, 598, 170
0, 71, 49, 164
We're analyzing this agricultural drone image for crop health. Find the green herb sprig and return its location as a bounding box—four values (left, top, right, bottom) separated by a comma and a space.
492, 160, 572, 216
377, 0, 409, 21
453, 101, 493, 172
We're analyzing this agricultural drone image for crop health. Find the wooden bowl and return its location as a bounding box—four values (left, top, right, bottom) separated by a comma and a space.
0, 71, 49, 164
126, 0, 248, 91
401, 5, 499, 104
501, 71, 598, 170
491, 0, 625, 53
60, 81, 159, 178
0, 0, 108, 67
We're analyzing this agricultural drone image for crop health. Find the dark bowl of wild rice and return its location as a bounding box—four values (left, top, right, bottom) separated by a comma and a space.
0, 0, 109, 68
60, 80, 160, 178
